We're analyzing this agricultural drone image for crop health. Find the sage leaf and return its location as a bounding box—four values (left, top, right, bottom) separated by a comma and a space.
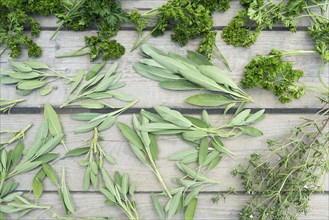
98, 116, 116, 131
65, 147, 89, 157
9, 71, 40, 79
69, 69, 84, 95
39, 87, 53, 96
32, 177, 43, 200
166, 190, 182, 219
185, 198, 198, 220
18, 80, 47, 90
154, 106, 192, 128
86, 61, 106, 80
44, 103, 64, 138
71, 113, 102, 121
10, 61, 33, 72
151, 193, 165, 220
239, 126, 263, 136
23, 61, 49, 69
117, 122, 144, 150
60, 167, 75, 214
159, 80, 202, 91
0, 76, 19, 84
198, 138, 208, 167
187, 51, 213, 65
186, 94, 234, 107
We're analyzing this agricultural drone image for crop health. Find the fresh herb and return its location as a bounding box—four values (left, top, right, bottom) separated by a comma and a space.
61, 62, 133, 109
52, 0, 128, 61
65, 128, 115, 190
0, 0, 63, 58
59, 167, 75, 215
0, 98, 25, 113
100, 170, 139, 220
118, 114, 172, 198
130, 0, 230, 61
71, 100, 138, 134
0, 124, 32, 147
223, 0, 329, 62
240, 49, 317, 103
211, 187, 238, 204
134, 44, 253, 107
233, 83, 329, 219
0, 61, 74, 96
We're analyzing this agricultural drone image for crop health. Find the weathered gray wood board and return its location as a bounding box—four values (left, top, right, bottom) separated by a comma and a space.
1, 0, 328, 219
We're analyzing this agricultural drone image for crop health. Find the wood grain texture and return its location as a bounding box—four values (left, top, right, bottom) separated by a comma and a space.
1, 113, 328, 192
7, 193, 329, 220
1, 31, 327, 109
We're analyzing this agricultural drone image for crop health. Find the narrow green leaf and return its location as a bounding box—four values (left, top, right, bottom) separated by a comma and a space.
107, 91, 133, 102
105, 62, 118, 78
86, 62, 106, 80
69, 69, 84, 95
0, 76, 19, 84
39, 87, 53, 96
206, 155, 222, 172
23, 61, 49, 69
183, 116, 208, 128
185, 198, 198, 220
44, 103, 64, 137
18, 80, 47, 90
9, 71, 40, 79
239, 126, 263, 136
198, 138, 208, 167
154, 106, 192, 128
169, 149, 198, 161
187, 51, 213, 65
133, 63, 180, 82
198, 65, 238, 89
43, 164, 59, 185
34, 135, 63, 158
186, 94, 234, 107
61, 168, 75, 214
151, 193, 165, 220
140, 110, 167, 123
139, 58, 165, 68
74, 118, 104, 133
34, 153, 59, 164
65, 147, 89, 157
14, 161, 42, 175
98, 116, 116, 131
76, 101, 105, 109
167, 190, 182, 219
32, 178, 43, 200
11, 141, 24, 167
181, 130, 208, 142
149, 134, 158, 161
10, 61, 32, 72
121, 174, 129, 195
245, 109, 266, 123
117, 122, 144, 150
229, 109, 251, 125
159, 80, 202, 91
101, 169, 115, 195
114, 171, 122, 186
139, 123, 183, 132
184, 188, 201, 207
83, 167, 91, 190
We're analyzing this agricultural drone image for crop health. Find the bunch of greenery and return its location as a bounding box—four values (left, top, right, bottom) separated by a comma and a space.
233, 80, 329, 219
61, 62, 134, 109
0, 61, 74, 96
53, 0, 128, 61
134, 44, 252, 107
130, 0, 231, 61
0, 0, 63, 58
222, 0, 329, 62
0, 103, 67, 218
240, 49, 317, 103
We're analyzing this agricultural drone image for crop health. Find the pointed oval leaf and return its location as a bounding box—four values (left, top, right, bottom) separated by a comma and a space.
186, 94, 234, 107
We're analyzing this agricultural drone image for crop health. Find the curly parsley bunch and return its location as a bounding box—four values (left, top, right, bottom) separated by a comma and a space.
0, 0, 62, 58
130, 0, 232, 61
241, 49, 307, 103
308, 20, 329, 63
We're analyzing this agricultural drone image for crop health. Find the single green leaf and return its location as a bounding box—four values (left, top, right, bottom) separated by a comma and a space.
18, 80, 47, 90
16, 89, 33, 96
169, 149, 198, 161
32, 178, 43, 200
34, 134, 63, 158
23, 61, 49, 69
11, 141, 24, 167
65, 147, 89, 157
105, 62, 118, 78
183, 116, 208, 128
181, 130, 208, 142
184, 188, 201, 207
229, 109, 251, 125
101, 169, 115, 195
74, 118, 104, 133
187, 51, 213, 65
69, 69, 84, 95
139, 123, 184, 132
14, 161, 42, 175
39, 87, 53, 96
154, 106, 192, 128
33, 153, 59, 164
239, 126, 263, 136
83, 167, 91, 190
133, 63, 180, 82
76, 101, 105, 109
186, 94, 234, 107
149, 134, 158, 161
43, 164, 59, 185
151, 193, 165, 220
117, 122, 144, 150
185, 198, 198, 220
10, 61, 33, 72
140, 110, 167, 123
121, 174, 129, 195
198, 65, 238, 89
160, 80, 202, 91
139, 59, 165, 68
86, 62, 106, 80
9, 71, 40, 79
245, 109, 266, 123
44, 103, 64, 137
166, 190, 183, 219
114, 171, 122, 186
0, 76, 19, 84
198, 138, 208, 167
107, 91, 133, 102
61, 168, 75, 214
98, 116, 116, 131
206, 155, 222, 172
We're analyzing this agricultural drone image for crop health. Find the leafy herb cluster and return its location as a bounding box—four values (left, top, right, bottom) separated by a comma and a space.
240, 49, 316, 103
53, 0, 128, 61
0, 61, 74, 96
130, 0, 231, 60
222, 0, 329, 62
0, 0, 63, 58
134, 44, 252, 107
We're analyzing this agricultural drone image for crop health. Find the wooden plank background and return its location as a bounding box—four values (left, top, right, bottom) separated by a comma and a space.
1, 0, 328, 219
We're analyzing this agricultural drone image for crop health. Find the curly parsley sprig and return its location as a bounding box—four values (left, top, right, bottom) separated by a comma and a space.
240, 49, 317, 103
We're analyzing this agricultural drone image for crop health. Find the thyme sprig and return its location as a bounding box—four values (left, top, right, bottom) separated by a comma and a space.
234, 83, 329, 219
0, 98, 25, 113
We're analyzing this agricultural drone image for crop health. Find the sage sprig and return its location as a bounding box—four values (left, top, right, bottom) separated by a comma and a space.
134, 44, 253, 107
118, 113, 171, 198
61, 62, 133, 109
0, 98, 25, 113
138, 105, 265, 154
100, 169, 139, 220
65, 128, 115, 190
0, 124, 32, 147
0, 61, 74, 96
71, 100, 139, 133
